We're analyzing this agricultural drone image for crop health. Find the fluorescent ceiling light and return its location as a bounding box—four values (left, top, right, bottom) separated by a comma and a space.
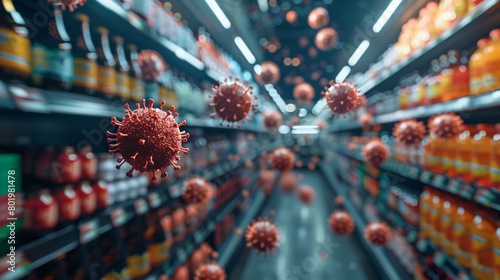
373, 0, 403, 33
206, 69, 225, 81
335, 66, 351, 83
292, 125, 319, 130
254, 64, 262, 75
205, 0, 231, 29
257, 0, 269, 12
348, 40, 370, 66
298, 108, 308, 117
175, 48, 205, 70
312, 99, 327, 115
279, 125, 290, 134
292, 130, 320, 135
234, 36, 256, 64
286, 103, 297, 113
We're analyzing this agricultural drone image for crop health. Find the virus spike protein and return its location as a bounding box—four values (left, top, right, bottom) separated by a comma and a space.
107, 99, 190, 180
322, 81, 360, 117
245, 218, 280, 255
393, 119, 427, 146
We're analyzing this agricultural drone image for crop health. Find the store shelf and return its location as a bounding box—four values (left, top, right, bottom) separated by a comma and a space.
329, 89, 500, 132
358, 0, 500, 94
333, 145, 500, 212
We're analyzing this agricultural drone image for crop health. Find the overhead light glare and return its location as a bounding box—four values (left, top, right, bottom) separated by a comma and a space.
234, 36, 256, 64
205, 0, 232, 29
348, 40, 370, 66
335, 66, 351, 83
373, 0, 403, 33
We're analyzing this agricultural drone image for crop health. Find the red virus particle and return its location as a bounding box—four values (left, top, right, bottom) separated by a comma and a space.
323, 82, 360, 116
308, 7, 330, 29
347, 143, 357, 151
286, 10, 298, 24
257, 61, 280, 85
235, 228, 243, 236
245, 218, 280, 255
107, 99, 190, 180
49, 0, 86, 12
245, 160, 253, 168
334, 195, 344, 206
358, 113, 373, 126
293, 145, 301, 152
428, 113, 464, 139
315, 28, 338, 51
393, 119, 427, 146
270, 147, 295, 172
262, 111, 282, 131
297, 185, 315, 204
362, 139, 389, 167
364, 222, 392, 246
311, 155, 320, 163
137, 50, 167, 82
296, 160, 303, 168
307, 162, 316, 170
328, 211, 355, 236
210, 78, 258, 128
293, 83, 315, 104
194, 262, 227, 280
279, 171, 297, 192
183, 177, 213, 205
299, 36, 309, 48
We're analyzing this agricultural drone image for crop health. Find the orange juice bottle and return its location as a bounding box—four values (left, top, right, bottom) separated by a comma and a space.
470, 39, 490, 95
412, 8, 429, 51
456, 126, 477, 182
429, 191, 444, 245
419, 187, 433, 239
443, 134, 458, 177
435, 0, 467, 34
423, 133, 440, 172
482, 29, 500, 93
453, 203, 474, 269
426, 59, 443, 104
441, 196, 458, 255
472, 209, 497, 280
426, 2, 440, 40
471, 124, 496, 188
490, 124, 500, 190
448, 50, 470, 99
438, 54, 452, 102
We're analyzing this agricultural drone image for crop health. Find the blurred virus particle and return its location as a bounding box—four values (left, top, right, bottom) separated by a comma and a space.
297, 173, 304, 180
328, 211, 355, 236
311, 155, 320, 163
364, 222, 392, 246
293, 83, 315, 104
296, 160, 303, 168
393, 119, 426, 146
315, 27, 338, 51
299, 36, 309, 48
49, 0, 86, 11
308, 7, 329, 29
235, 228, 243, 236
262, 183, 273, 196
428, 113, 464, 139
185, 205, 199, 231
297, 185, 315, 204
210, 77, 258, 128
356, 94, 367, 109
334, 195, 344, 206
262, 111, 282, 131
171, 265, 189, 280
323, 82, 359, 116
137, 50, 167, 82
286, 10, 298, 24
200, 242, 218, 259
194, 263, 227, 280
107, 99, 190, 180
279, 171, 297, 192
307, 162, 316, 170
270, 147, 295, 172
362, 139, 389, 167
257, 61, 281, 85
245, 160, 254, 168
245, 218, 280, 255
347, 143, 357, 151
293, 145, 301, 152
242, 190, 250, 198
292, 116, 300, 125
308, 47, 318, 58
358, 113, 373, 126
183, 177, 213, 205
258, 169, 276, 187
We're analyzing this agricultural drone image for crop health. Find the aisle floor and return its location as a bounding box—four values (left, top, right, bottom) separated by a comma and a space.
228, 170, 382, 280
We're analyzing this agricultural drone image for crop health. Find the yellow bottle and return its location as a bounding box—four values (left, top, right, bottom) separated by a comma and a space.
470, 39, 490, 95
419, 187, 433, 239
453, 204, 474, 269
482, 29, 500, 93
491, 124, 500, 190
472, 209, 496, 280
441, 196, 457, 256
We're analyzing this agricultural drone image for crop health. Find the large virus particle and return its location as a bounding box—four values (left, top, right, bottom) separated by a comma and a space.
364, 222, 392, 246
262, 111, 282, 131
362, 139, 389, 167
210, 78, 258, 128
245, 218, 280, 255
257, 61, 280, 85
182, 177, 213, 205
194, 263, 227, 280
323, 82, 360, 116
358, 113, 373, 126
49, 0, 86, 11
315, 28, 338, 51
393, 119, 426, 146
107, 99, 190, 180
308, 7, 330, 29
328, 211, 355, 236
428, 113, 464, 139
270, 147, 295, 172
293, 83, 315, 104
279, 171, 297, 192
137, 50, 167, 82
297, 185, 315, 204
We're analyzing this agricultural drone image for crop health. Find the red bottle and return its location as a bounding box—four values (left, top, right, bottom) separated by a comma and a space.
79, 145, 97, 180
92, 180, 109, 209
77, 181, 97, 215
55, 185, 81, 223
53, 147, 82, 184
24, 189, 58, 230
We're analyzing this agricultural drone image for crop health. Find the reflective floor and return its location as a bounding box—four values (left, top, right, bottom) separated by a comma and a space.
228, 170, 382, 280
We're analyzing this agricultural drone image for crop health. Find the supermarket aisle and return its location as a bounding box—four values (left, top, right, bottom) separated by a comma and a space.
228, 170, 381, 280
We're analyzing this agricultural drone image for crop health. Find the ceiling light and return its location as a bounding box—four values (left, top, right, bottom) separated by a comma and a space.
348, 40, 370, 66
284, 57, 292, 66
286, 103, 297, 112
257, 0, 269, 12
205, 0, 231, 29
298, 108, 307, 117
292, 125, 319, 130
279, 125, 290, 134
373, 0, 403, 33
335, 66, 351, 83
254, 64, 262, 75
234, 36, 256, 64
292, 130, 320, 135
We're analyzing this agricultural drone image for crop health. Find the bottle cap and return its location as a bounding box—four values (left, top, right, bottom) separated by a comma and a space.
75, 13, 89, 22
490, 29, 500, 40
96, 27, 109, 34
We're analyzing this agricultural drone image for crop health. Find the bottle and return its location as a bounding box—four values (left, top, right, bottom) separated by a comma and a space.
426, 59, 442, 104
482, 29, 500, 92
437, 54, 451, 102
92, 180, 109, 210
429, 191, 443, 245
95, 27, 117, 99
441, 197, 458, 256
435, 0, 467, 33
443, 133, 458, 177
113, 36, 131, 101
471, 124, 496, 188
470, 39, 490, 95
24, 188, 58, 231
79, 145, 97, 180
494, 225, 500, 280
53, 146, 82, 184
77, 181, 97, 216
472, 209, 496, 280
31, 3, 73, 90
491, 124, 500, 190
453, 203, 474, 269
456, 126, 477, 182
127, 44, 145, 102
55, 184, 81, 223
70, 13, 98, 95
0, 0, 30, 82
447, 50, 470, 100
419, 187, 433, 239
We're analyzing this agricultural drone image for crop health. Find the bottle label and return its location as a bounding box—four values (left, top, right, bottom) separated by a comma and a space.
36, 203, 58, 229
471, 161, 488, 177
97, 65, 117, 94
127, 253, 150, 277
116, 72, 130, 99
455, 159, 468, 173
490, 164, 500, 183
32, 44, 73, 84
81, 193, 96, 214
148, 243, 167, 265
482, 61, 500, 92
0, 27, 30, 74
74, 58, 98, 89
471, 233, 495, 278
130, 77, 144, 101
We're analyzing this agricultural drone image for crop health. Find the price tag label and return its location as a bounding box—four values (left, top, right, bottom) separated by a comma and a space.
110, 208, 128, 227
148, 192, 161, 208
474, 188, 494, 206
459, 183, 475, 199
134, 199, 149, 215
79, 219, 99, 244
446, 179, 461, 194
416, 238, 428, 253
420, 171, 433, 184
